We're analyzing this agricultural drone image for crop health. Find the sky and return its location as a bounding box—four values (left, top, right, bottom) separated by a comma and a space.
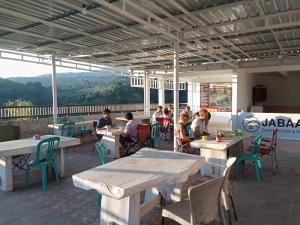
0, 59, 81, 78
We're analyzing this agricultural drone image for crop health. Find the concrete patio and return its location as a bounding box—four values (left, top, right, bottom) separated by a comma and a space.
0, 139, 299, 225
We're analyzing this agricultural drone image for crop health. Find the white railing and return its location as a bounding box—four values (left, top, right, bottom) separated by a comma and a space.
0, 103, 158, 119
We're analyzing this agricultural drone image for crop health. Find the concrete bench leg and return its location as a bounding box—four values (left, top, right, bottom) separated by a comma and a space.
0, 156, 13, 191
100, 192, 140, 225
57, 148, 65, 178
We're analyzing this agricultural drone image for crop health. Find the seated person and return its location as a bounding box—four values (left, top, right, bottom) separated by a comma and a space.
162, 108, 170, 119
181, 105, 193, 123
151, 105, 163, 123
168, 105, 174, 119
96, 108, 112, 131
119, 112, 138, 150
161, 108, 171, 135
191, 109, 207, 139
176, 112, 191, 145
204, 109, 211, 135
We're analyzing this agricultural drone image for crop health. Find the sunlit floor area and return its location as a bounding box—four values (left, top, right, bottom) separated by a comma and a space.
0, 140, 299, 225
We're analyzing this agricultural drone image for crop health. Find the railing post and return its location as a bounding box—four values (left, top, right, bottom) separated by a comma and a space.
67, 105, 70, 117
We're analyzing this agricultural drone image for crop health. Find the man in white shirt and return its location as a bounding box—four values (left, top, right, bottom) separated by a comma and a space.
120, 112, 138, 150
191, 109, 207, 138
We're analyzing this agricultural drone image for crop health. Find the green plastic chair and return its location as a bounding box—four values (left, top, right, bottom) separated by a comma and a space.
75, 117, 92, 138
150, 123, 160, 149
61, 122, 75, 153
61, 122, 75, 137
57, 117, 68, 124
95, 141, 109, 206
235, 136, 263, 182
25, 136, 60, 192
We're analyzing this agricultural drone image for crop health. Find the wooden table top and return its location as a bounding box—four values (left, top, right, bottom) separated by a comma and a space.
97, 128, 124, 136
0, 135, 80, 157
72, 148, 204, 199
190, 134, 249, 150
114, 115, 150, 122
48, 120, 95, 129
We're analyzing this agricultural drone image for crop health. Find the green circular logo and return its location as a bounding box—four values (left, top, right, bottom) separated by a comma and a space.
242, 116, 260, 132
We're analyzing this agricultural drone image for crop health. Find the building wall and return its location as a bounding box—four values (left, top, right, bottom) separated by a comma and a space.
237, 72, 256, 112
187, 82, 201, 112
253, 73, 300, 106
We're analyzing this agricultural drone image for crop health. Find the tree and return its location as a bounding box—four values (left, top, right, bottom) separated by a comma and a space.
4, 99, 33, 107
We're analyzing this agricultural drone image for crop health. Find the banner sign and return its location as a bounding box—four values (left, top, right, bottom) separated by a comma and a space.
238, 112, 300, 140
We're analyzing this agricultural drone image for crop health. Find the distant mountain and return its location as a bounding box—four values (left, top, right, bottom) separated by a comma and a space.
0, 77, 51, 105
8, 72, 125, 87
2, 72, 187, 106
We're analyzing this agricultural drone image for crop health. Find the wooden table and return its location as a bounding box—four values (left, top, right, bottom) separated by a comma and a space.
115, 115, 150, 127
0, 135, 80, 191
73, 148, 204, 225
97, 128, 124, 159
48, 120, 94, 134
190, 134, 249, 177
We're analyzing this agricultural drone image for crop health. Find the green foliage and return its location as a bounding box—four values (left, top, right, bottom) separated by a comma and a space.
4, 99, 33, 106
1, 73, 188, 106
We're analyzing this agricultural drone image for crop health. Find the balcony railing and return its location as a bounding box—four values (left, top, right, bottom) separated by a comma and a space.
0, 103, 158, 119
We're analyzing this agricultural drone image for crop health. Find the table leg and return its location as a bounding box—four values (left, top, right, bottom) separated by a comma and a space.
157, 183, 183, 205
100, 193, 140, 225
114, 134, 120, 159
59, 147, 65, 177
0, 156, 13, 191
101, 135, 120, 159
201, 148, 227, 177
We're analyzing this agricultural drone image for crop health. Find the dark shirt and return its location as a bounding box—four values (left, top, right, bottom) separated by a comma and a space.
97, 117, 112, 128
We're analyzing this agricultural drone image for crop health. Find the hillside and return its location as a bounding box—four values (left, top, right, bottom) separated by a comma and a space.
8, 72, 123, 88
2, 72, 187, 106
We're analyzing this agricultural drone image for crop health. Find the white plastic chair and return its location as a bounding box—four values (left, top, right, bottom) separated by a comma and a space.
161, 176, 225, 225
221, 157, 237, 225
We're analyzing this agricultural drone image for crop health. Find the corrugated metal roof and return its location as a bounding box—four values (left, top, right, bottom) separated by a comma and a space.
0, 0, 300, 71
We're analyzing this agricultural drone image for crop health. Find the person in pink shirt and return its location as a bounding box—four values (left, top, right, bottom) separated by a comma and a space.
119, 112, 138, 149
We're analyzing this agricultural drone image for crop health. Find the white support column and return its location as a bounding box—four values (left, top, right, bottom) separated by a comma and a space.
187, 82, 201, 112
231, 74, 238, 131
158, 77, 165, 107
173, 40, 179, 151
144, 72, 151, 116
51, 55, 58, 134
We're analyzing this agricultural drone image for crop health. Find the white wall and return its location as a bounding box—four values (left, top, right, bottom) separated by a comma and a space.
237, 71, 256, 112
252, 73, 300, 106
187, 82, 201, 112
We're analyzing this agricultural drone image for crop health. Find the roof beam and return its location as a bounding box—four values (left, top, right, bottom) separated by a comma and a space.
164, 0, 239, 61
0, 6, 113, 43
93, 0, 237, 68
254, 0, 284, 53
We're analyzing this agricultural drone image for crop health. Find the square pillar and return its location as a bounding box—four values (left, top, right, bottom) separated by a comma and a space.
231, 74, 238, 131
158, 77, 165, 107
51, 56, 58, 134
144, 73, 151, 116
173, 40, 179, 151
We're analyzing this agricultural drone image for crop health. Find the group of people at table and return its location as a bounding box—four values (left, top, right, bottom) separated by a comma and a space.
95, 105, 211, 152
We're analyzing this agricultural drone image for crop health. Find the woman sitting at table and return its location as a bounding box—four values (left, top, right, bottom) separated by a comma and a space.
168, 105, 174, 120
151, 106, 163, 123
176, 112, 191, 144
162, 108, 170, 119
119, 112, 138, 150
191, 109, 207, 139
96, 108, 112, 131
